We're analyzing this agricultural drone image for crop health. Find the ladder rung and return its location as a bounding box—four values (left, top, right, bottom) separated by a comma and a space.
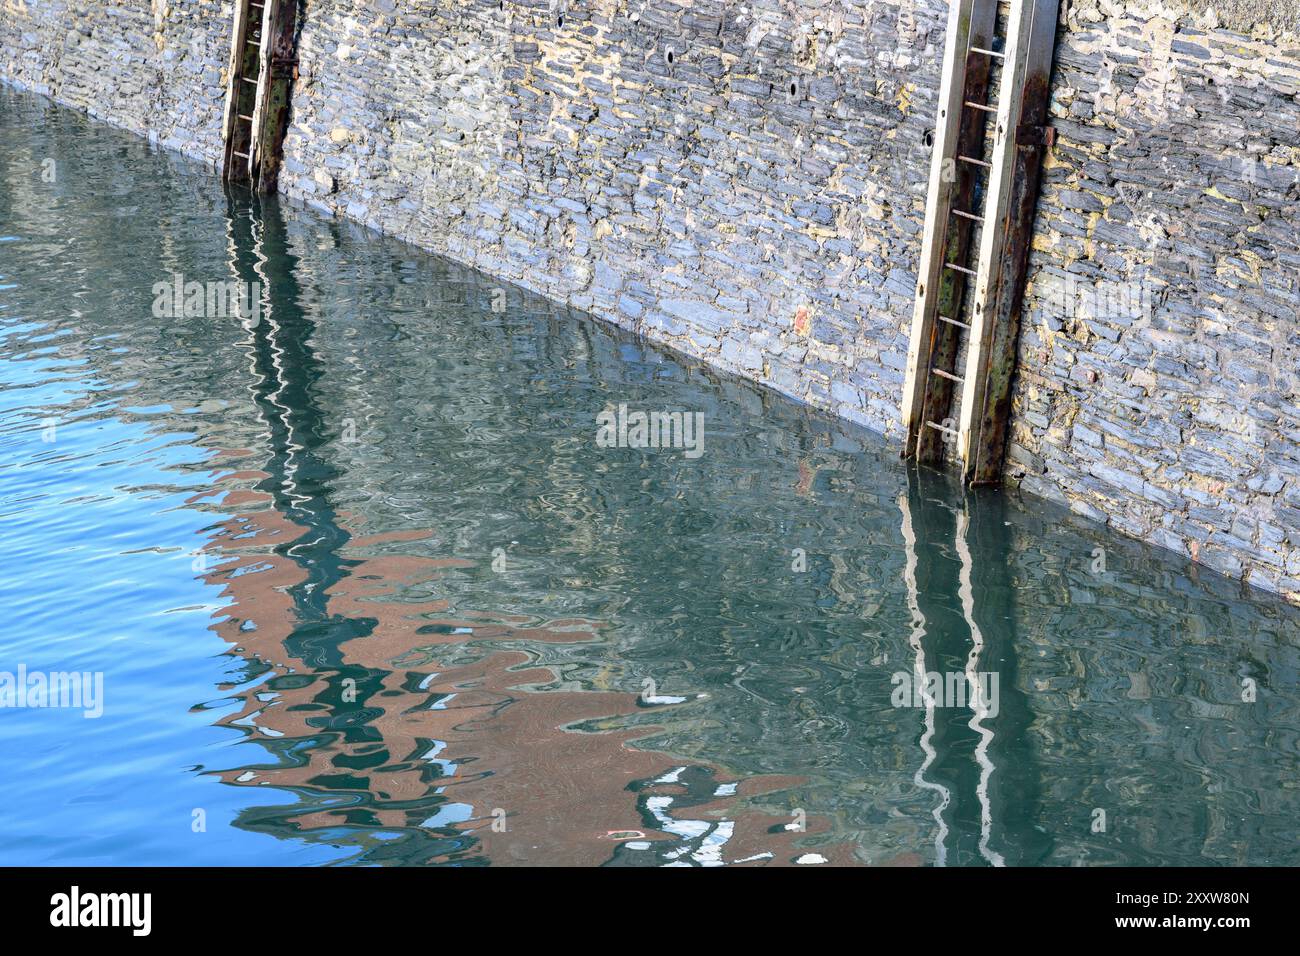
970, 47, 1005, 59
931, 367, 965, 384
938, 314, 971, 331
238, 114, 254, 121
958, 154, 992, 169
944, 262, 978, 277
964, 101, 998, 114
926, 421, 959, 437
241, 76, 258, 84
232, 151, 250, 159
951, 209, 984, 224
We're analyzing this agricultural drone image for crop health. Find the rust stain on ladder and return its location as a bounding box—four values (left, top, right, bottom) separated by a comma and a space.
222, 0, 298, 193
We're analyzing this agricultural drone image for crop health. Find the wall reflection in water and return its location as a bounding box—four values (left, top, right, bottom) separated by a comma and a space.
1, 88, 1297, 866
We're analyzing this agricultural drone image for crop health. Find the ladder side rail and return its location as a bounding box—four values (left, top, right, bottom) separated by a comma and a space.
915, 0, 1001, 464
967, 0, 1061, 483
247, 0, 281, 184
256, 0, 298, 194
956, 0, 1036, 476
902, 0, 980, 456
221, 0, 252, 180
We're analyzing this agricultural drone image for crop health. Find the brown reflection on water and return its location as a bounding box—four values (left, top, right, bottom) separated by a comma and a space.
196, 462, 854, 866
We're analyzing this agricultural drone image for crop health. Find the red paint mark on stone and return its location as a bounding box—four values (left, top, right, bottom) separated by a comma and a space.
794, 305, 810, 336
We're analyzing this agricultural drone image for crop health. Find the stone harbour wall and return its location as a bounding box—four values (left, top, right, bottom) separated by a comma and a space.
279, 0, 941, 437
3, 0, 1300, 601
1012, 0, 1300, 597
0, 0, 230, 162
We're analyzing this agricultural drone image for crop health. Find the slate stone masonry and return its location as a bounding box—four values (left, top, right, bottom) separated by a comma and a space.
0, 0, 230, 162
3, 0, 1299, 602
1012, 0, 1300, 599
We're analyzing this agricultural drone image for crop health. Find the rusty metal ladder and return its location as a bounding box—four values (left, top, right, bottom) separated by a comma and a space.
221, 0, 297, 192
902, 0, 1060, 484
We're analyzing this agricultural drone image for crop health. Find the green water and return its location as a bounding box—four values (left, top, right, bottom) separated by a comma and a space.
0, 87, 1296, 867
